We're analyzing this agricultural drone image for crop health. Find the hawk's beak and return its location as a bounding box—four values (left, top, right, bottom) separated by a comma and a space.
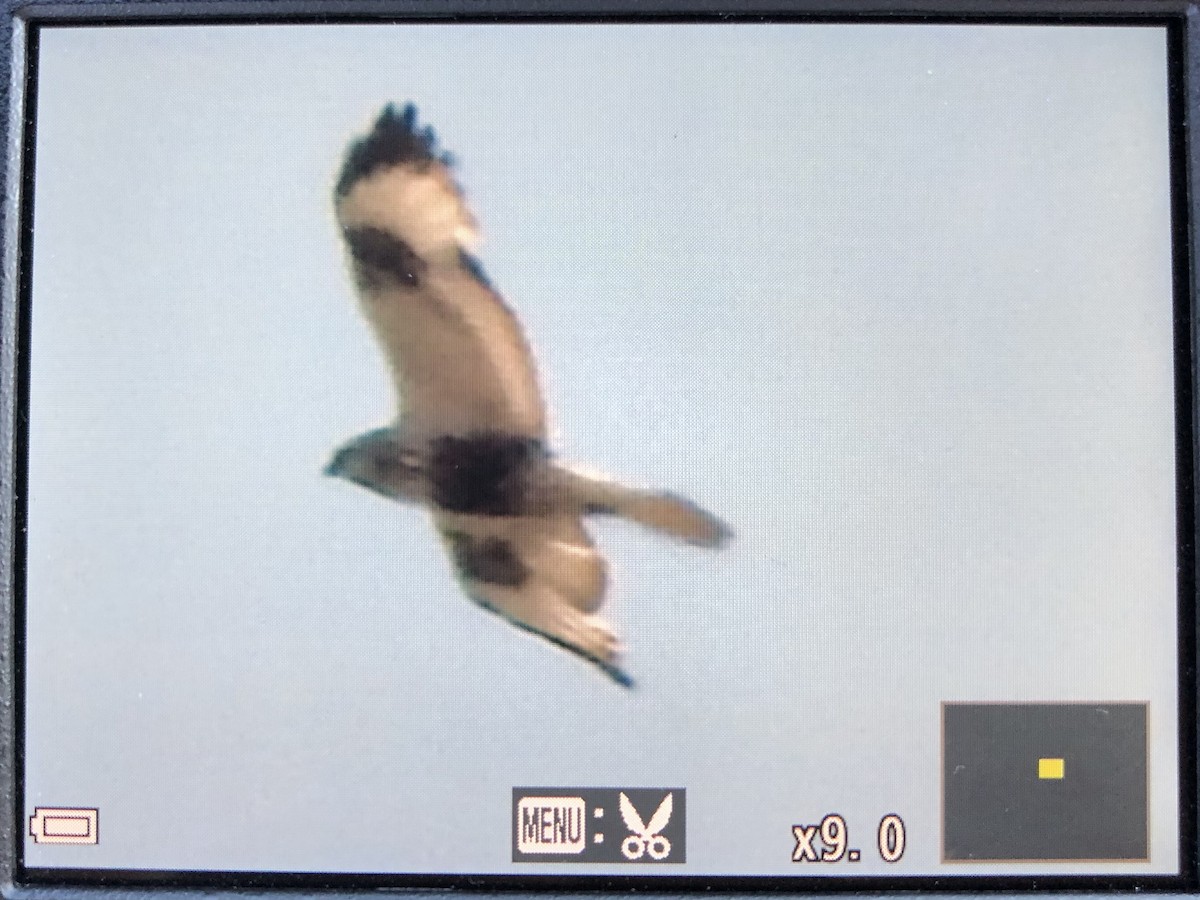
323, 450, 348, 477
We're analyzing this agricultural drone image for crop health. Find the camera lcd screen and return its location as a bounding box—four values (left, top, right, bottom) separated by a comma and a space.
16, 18, 1190, 885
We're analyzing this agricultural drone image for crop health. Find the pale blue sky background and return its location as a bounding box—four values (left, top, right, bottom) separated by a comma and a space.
24, 22, 1179, 876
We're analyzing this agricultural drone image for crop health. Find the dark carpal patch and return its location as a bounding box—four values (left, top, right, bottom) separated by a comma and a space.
458, 249, 494, 290
336, 102, 453, 197
443, 530, 529, 588
429, 432, 546, 516
342, 226, 426, 288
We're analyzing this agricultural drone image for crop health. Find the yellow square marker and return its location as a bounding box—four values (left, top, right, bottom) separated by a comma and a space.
1038, 757, 1065, 779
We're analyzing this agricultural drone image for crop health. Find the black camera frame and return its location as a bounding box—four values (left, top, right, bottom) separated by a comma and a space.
0, 1, 1196, 897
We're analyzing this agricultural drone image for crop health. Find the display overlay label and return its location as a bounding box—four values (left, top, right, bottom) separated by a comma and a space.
512, 788, 685, 863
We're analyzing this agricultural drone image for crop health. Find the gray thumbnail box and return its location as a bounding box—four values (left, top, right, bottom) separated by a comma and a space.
942, 703, 1147, 861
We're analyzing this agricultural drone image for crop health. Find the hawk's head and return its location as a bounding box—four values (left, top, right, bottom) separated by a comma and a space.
325, 428, 428, 504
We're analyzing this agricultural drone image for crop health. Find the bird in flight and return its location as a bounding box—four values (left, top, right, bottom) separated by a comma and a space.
326, 103, 730, 686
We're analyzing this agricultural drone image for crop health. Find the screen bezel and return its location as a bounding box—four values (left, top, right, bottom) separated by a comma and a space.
0, 1, 1196, 895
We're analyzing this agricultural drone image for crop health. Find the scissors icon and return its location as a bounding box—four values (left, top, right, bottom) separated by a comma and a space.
619, 792, 673, 860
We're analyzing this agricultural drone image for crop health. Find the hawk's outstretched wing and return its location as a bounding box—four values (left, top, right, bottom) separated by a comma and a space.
432, 509, 628, 685
334, 103, 546, 442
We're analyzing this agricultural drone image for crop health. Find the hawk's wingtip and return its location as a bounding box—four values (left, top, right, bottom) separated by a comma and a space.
375, 101, 417, 128
704, 518, 735, 549
335, 100, 453, 198
604, 664, 635, 689
470, 594, 635, 689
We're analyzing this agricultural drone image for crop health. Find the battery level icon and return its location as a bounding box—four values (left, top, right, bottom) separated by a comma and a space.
29, 807, 98, 845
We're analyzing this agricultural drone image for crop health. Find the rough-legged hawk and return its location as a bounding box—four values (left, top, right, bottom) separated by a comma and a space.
327, 103, 730, 686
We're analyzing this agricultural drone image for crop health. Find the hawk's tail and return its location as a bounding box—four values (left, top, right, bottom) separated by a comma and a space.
558, 467, 732, 548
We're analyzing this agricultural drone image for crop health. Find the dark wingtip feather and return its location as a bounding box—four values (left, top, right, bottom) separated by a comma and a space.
606, 664, 636, 689
335, 102, 454, 198
471, 596, 635, 689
